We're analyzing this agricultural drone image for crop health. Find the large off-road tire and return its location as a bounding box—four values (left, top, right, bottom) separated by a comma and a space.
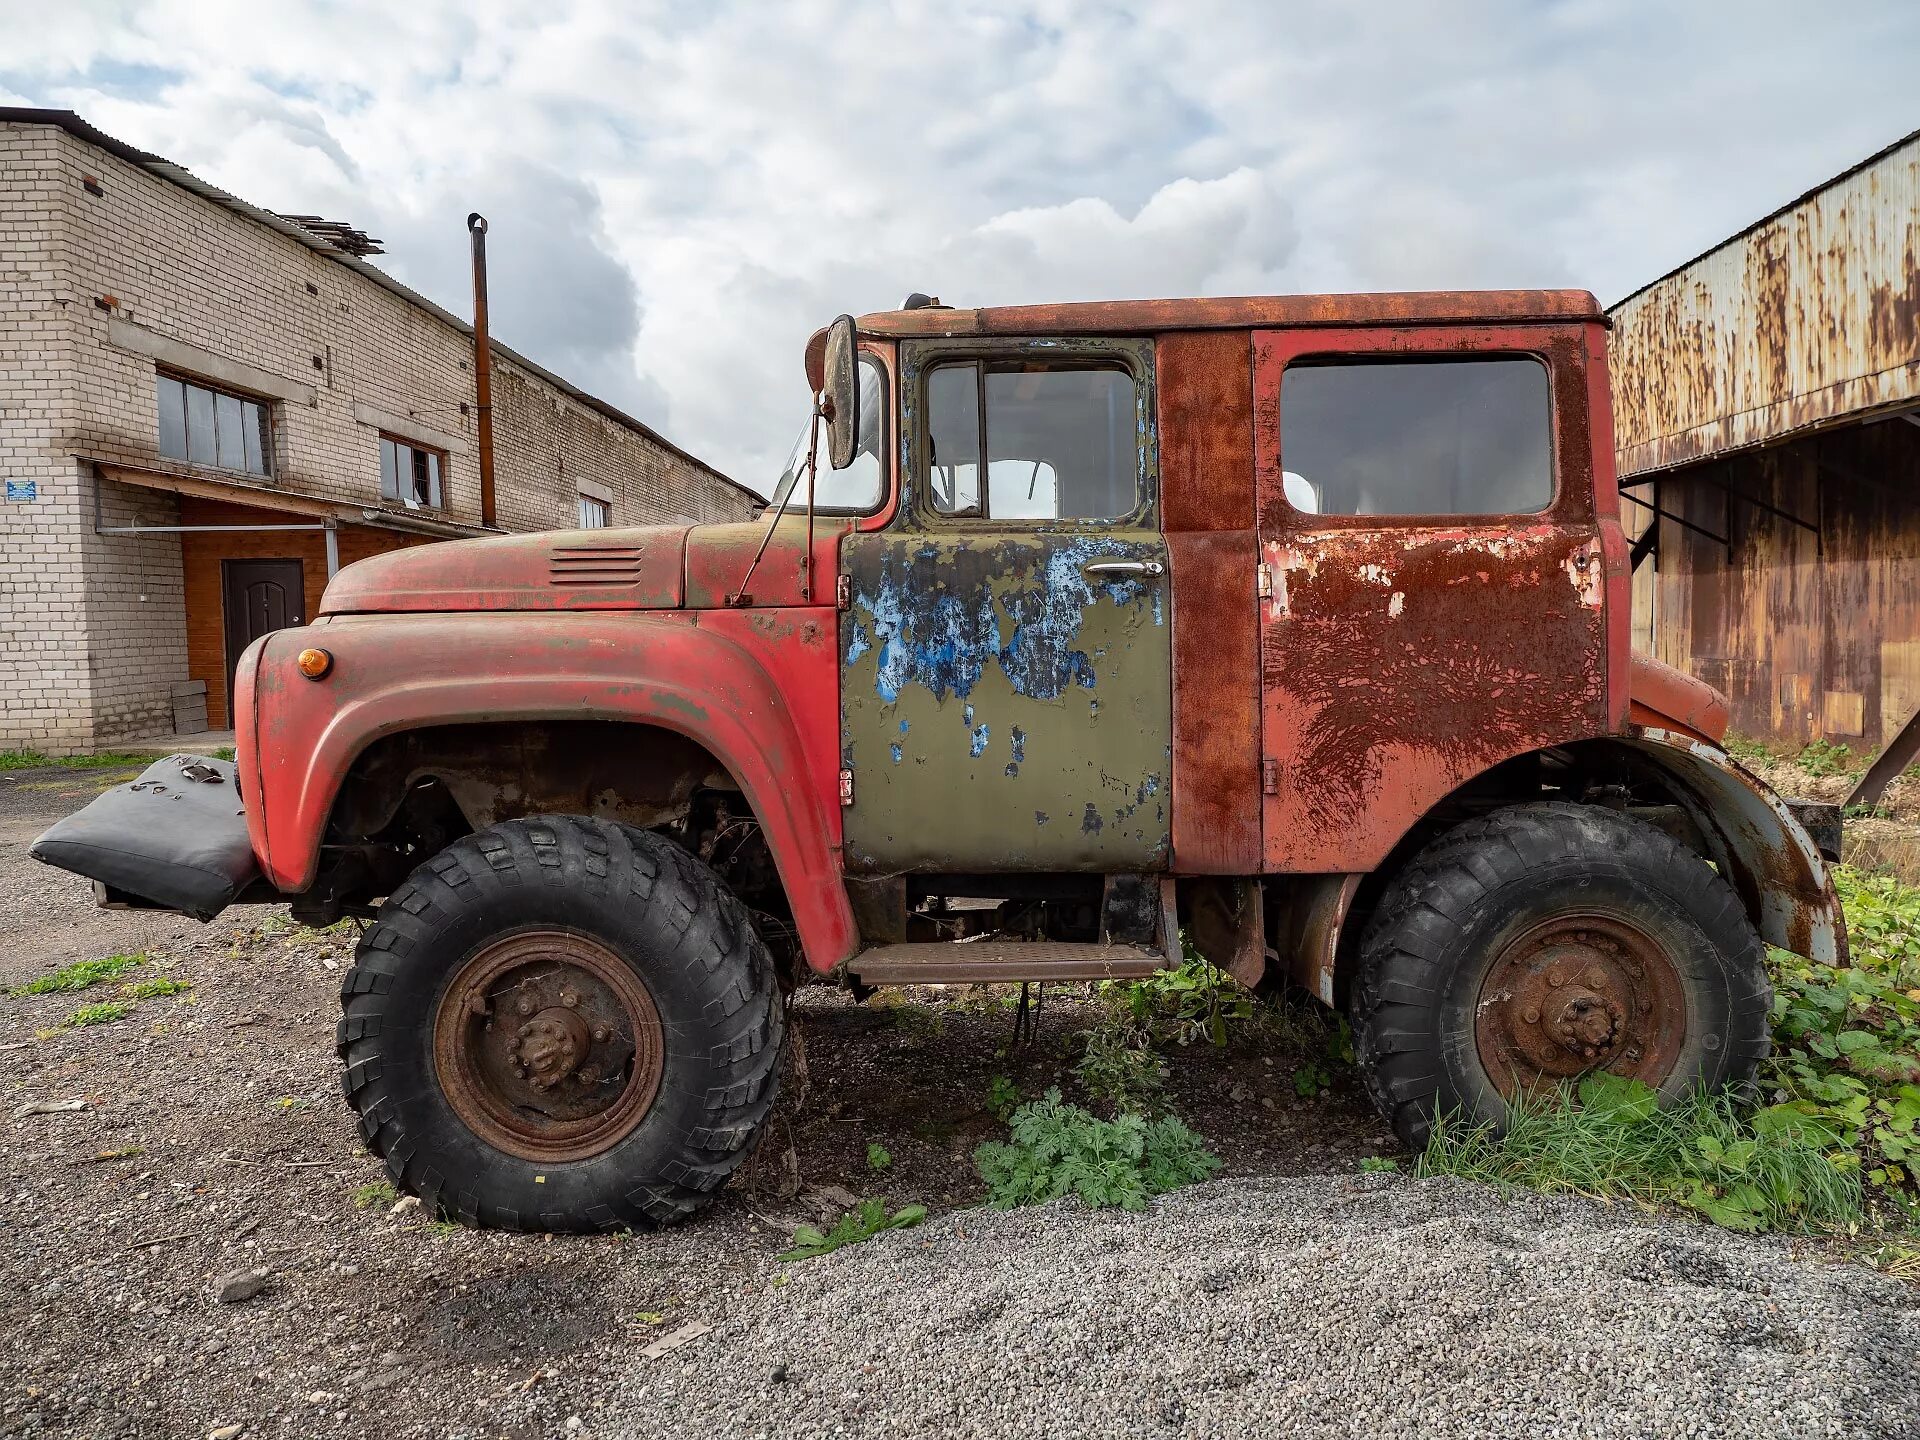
1350, 801, 1771, 1150
336, 815, 785, 1232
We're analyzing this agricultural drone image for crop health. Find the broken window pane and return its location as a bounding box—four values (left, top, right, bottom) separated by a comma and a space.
379, 438, 399, 500
157, 377, 187, 461
184, 383, 216, 466
242, 401, 268, 475
215, 391, 244, 469
1280, 357, 1554, 516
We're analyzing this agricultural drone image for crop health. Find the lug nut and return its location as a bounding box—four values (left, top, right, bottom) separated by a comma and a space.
560, 989, 580, 1009
1522, 1006, 1541, 1025
1546, 967, 1565, 988
516, 997, 534, 1016
578, 1066, 599, 1084
592, 1026, 611, 1043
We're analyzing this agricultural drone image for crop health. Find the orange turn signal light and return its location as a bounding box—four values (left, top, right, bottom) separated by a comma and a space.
296, 647, 334, 680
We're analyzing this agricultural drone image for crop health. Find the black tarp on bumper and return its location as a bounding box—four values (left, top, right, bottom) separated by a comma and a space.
29, 754, 264, 921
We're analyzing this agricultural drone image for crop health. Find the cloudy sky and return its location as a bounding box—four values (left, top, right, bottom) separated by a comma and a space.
3, 1, 1913, 491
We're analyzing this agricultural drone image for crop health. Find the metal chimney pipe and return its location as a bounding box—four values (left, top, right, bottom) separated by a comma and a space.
467, 212, 497, 529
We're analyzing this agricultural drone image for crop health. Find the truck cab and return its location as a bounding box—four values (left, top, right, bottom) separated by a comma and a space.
35, 290, 1845, 1233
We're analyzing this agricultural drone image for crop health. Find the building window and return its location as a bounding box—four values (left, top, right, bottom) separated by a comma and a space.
157, 374, 271, 476
576, 494, 611, 528
380, 435, 444, 509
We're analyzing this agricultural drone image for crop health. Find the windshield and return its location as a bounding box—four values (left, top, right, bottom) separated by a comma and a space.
767, 354, 885, 512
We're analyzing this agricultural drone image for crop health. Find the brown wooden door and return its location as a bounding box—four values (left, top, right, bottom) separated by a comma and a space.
222, 558, 306, 704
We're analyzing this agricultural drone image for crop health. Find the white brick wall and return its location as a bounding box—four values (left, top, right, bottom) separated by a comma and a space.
0, 120, 753, 752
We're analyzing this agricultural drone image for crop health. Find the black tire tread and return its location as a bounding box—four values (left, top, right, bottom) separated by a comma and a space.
1351, 801, 1772, 1150
335, 815, 786, 1232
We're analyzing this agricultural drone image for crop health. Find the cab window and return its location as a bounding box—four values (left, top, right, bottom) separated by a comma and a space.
926, 362, 1138, 521
1280, 356, 1553, 516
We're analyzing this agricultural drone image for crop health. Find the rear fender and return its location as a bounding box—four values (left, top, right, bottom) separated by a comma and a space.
244, 610, 857, 972
1620, 728, 1846, 965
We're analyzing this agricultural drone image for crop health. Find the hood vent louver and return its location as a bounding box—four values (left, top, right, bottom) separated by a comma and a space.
549, 543, 649, 587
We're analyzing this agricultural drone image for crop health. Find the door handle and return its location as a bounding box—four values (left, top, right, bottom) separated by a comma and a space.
1083, 559, 1164, 578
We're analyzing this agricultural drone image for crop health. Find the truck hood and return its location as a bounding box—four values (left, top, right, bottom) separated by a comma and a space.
318, 516, 836, 616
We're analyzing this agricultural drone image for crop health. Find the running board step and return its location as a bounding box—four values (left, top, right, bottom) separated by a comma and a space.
848, 942, 1169, 986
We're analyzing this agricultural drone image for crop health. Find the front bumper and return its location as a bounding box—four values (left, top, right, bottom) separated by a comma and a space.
29, 753, 266, 922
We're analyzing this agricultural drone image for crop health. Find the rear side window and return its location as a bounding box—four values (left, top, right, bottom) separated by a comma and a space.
1280, 357, 1552, 517
926, 362, 1138, 521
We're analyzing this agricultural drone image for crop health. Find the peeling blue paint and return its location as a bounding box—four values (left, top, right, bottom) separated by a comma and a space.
846, 535, 1159, 706
1035, 810, 1050, 826
890, 742, 903, 764
969, 723, 990, 758
1010, 726, 1026, 763
898, 719, 910, 734
1080, 803, 1104, 835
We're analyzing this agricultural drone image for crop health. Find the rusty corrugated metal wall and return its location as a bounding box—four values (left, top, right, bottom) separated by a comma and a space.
1610, 130, 1920, 748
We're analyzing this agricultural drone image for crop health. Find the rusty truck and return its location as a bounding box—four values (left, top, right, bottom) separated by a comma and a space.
33, 289, 1846, 1232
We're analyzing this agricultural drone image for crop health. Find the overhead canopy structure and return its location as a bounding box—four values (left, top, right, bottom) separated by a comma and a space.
1607, 130, 1920, 755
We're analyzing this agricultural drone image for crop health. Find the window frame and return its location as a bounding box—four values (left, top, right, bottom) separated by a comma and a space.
902, 335, 1158, 531
379, 432, 448, 511
156, 369, 274, 478
576, 493, 612, 529
1258, 329, 1577, 532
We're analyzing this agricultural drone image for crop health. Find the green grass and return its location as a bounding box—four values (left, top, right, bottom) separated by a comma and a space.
351, 1181, 399, 1210
65, 1000, 135, 1028
1419, 1073, 1861, 1234
0, 749, 157, 771
120, 976, 191, 999
11, 953, 145, 996
778, 1198, 927, 1262
210, 746, 235, 761
975, 1087, 1222, 1212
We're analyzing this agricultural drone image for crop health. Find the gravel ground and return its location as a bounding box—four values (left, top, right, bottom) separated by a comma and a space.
2, 763, 1916, 1439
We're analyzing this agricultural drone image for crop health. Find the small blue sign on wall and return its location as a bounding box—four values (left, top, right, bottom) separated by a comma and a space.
4, 480, 37, 502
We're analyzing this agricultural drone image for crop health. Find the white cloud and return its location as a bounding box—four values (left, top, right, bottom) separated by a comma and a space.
2, 0, 1913, 491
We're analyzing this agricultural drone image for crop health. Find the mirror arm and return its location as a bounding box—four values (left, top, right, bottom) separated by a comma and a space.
729, 395, 823, 608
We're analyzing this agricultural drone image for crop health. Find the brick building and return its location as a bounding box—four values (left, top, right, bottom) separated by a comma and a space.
0, 108, 757, 752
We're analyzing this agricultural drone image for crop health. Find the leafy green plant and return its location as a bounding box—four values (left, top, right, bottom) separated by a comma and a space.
1359, 1156, 1401, 1174
12, 953, 145, 996
1722, 734, 1773, 766
1102, 957, 1254, 1048
121, 976, 191, 999
778, 1198, 927, 1261
985, 1073, 1022, 1120
1292, 1061, 1332, 1097
974, 1088, 1221, 1212
352, 1181, 399, 1210
65, 1000, 135, 1027
1419, 1073, 1860, 1233
1073, 1022, 1168, 1113
1766, 866, 1920, 1191
866, 1142, 892, 1171
1796, 738, 1858, 778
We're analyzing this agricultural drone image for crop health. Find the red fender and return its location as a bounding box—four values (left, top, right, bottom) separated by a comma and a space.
237, 609, 857, 973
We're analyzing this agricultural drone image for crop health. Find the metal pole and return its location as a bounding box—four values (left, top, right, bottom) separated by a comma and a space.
324, 518, 341, 578
468, 212, 497, 530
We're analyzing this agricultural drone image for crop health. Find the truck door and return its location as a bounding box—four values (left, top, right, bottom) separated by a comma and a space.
839, 336, 1172, 874
1253, 324, 1611, 872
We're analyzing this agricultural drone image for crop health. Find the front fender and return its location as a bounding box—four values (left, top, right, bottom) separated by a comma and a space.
244, 609, 857, 972
1625, 727, 1847, 965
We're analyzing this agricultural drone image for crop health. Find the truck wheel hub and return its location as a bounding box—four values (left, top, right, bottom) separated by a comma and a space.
433, 930, 664, 1162
1475, 915, 1685, 1096
512, 1008, 592, 1090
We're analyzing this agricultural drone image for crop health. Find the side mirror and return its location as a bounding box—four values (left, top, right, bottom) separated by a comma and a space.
823, 314, 860, 471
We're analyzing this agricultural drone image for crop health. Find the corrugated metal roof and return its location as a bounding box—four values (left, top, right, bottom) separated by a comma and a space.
1608, 130, 1920, 478
0, 106, 755, 503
